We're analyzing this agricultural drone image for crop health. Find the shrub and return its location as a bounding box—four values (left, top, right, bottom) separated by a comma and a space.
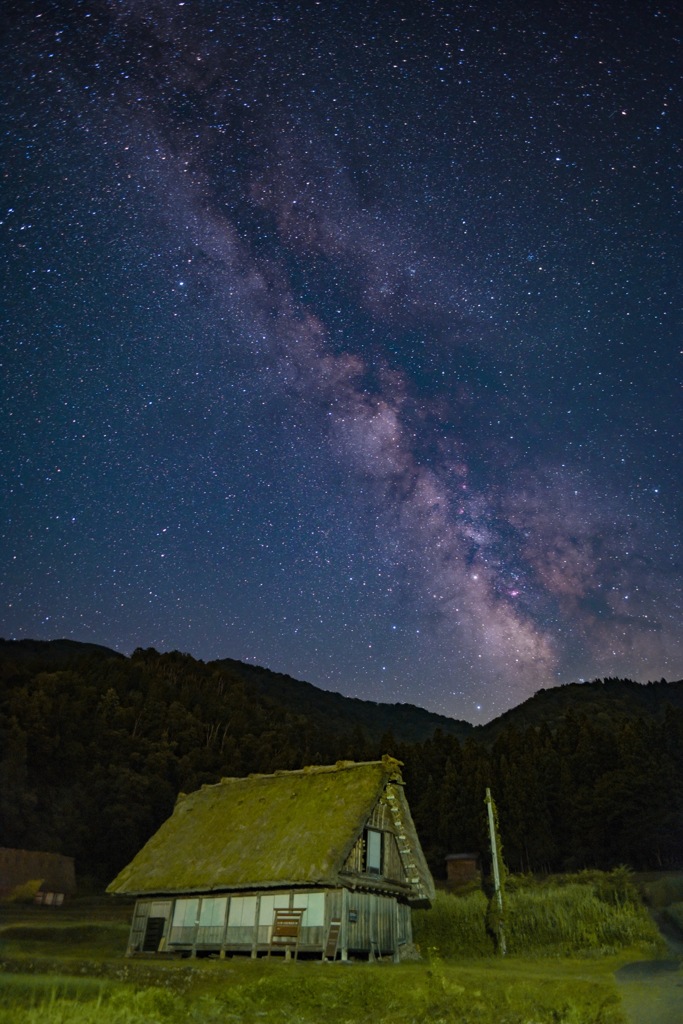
3, 879, 44, 904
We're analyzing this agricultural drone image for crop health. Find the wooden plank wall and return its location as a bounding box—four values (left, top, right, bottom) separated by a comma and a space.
127, 889, 406, 959
342, 795, 407, 884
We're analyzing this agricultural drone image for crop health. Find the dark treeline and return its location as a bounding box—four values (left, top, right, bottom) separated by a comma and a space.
1, 642, 682, 885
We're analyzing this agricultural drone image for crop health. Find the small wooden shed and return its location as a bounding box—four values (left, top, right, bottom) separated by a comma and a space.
107, 757, 434, 960
0, 847, 76, 904
445, 852, 481, 888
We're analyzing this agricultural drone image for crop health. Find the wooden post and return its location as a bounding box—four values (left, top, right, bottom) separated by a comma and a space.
191, 897, 202, 957
219, 894, 230, 959
391, 897, 400, 963
340, 888, 349, 961
485, 787, 506, 955
251, 894, 260, 959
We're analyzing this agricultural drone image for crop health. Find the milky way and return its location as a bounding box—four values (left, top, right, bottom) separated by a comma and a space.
1, 1, 680, 722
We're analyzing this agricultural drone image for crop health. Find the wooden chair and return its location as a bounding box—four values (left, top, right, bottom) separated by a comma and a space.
267, 908, 305, 960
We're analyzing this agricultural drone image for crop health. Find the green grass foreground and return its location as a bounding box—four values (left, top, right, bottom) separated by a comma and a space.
0, 956, 636, 1024
0, 873, 668, 1024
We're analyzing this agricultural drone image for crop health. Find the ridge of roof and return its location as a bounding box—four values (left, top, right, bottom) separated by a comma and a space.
224, 756, 402, 783
172, 757, 404, 806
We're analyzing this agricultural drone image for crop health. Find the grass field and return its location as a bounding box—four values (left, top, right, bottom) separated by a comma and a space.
0, 954, 636, 1024
0, 873, 672, 1024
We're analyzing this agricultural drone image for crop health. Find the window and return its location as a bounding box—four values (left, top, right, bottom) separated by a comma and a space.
365, 828, 383, 875
227, 895, 257, 928
199, 897, 227, 928
169, 898, 198, 945
258, 893, 290, 926
172, 898, 199, 927
292, 892, 325, 927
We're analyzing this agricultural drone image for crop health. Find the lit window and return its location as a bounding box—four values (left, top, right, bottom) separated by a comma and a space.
365, 829, 383, 874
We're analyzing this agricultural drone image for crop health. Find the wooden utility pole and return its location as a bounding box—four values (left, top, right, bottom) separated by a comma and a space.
485, 787, 506, 955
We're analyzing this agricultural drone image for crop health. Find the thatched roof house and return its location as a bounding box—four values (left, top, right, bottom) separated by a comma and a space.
108, 757, 434, 960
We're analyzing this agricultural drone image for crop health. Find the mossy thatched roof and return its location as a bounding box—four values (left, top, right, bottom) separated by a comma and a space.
107, 758, 432, 901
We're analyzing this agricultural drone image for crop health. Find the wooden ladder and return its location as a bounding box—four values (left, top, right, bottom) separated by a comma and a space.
323, 918, 341, 961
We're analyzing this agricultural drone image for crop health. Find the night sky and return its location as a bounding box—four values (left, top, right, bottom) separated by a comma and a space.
2, 1, 681, 724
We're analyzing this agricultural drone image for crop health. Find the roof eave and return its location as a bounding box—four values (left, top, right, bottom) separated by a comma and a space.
109, 875, 346, 898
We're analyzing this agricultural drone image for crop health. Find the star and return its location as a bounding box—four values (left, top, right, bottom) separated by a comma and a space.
0, 0, 680, 724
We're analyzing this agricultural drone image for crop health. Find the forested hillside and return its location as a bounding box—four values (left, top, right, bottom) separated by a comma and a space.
1, 640, 682, 886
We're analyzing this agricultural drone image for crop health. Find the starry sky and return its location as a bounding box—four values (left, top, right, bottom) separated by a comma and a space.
1, 0, 681, 724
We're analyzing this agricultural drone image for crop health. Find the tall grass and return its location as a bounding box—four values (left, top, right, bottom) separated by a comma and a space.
413, 870, 663, 959
0, 962, 628, 1024
413, 889, 495, 958
0, 986, 176, 1024
505, 884, 658, 955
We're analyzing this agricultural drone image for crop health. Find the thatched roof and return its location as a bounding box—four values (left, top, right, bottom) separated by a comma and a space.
107, 757, 433, 904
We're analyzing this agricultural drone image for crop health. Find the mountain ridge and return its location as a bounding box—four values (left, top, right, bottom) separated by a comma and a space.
2, 638, 682, 880
2, 637, 681, 743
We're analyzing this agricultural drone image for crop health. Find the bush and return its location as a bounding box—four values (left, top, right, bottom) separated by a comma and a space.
3, 879, 44, 904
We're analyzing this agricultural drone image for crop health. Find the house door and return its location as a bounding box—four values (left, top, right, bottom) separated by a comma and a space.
143, 916, 166, 952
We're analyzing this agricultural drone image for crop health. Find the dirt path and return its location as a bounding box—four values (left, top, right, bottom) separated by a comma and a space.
615, 913, 683, 1024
